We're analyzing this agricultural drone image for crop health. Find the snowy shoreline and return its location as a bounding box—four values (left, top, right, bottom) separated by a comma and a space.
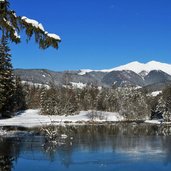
0, 109, 170, 128
0, 109, 124, 128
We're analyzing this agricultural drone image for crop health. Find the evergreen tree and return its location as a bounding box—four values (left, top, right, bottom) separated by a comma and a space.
13, 76, 26, 111
0, 36, 15, 117
0, 0, 61, 49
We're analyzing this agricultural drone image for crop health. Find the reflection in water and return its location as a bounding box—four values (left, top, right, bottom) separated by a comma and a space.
0, 137, 20, 171
0, 123, 171, 171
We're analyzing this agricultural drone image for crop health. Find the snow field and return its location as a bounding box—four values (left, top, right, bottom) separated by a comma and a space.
0, 109, 123, 128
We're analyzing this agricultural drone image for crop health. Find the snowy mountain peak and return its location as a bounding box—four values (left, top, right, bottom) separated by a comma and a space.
78, 61, 171, 76
112, 61, 145, 73
113, 60, 171, 75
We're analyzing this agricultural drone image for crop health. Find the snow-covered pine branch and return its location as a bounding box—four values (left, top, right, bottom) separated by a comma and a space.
0, 0, 61, 49
21, 16, 61, 49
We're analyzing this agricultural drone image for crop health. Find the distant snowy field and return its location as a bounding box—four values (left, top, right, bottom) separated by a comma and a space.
0, 109, 123, 128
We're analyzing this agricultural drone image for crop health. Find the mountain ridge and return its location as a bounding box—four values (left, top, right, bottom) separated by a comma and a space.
14, 61, 171, 91
79, 61, 171, 76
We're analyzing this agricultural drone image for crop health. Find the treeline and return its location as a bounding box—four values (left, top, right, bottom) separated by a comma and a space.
1, 76, 171, 121
25, 83, 170, 121
39, 85, 150, 120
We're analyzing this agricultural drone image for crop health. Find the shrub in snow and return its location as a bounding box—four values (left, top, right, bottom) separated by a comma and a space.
87, 110, 106, 121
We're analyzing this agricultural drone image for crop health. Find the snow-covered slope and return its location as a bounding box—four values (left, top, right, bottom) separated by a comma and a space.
79, 61, 171, 76
111, 61, 171, 75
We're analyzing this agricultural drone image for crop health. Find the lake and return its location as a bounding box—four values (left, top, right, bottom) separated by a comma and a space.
0, 123, 171, 171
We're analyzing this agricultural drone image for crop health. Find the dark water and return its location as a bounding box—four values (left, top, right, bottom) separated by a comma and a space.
1, 124, 171, 171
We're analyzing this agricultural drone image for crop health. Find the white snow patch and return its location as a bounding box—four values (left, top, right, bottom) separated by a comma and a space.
0, 109, 123, 128
144, 120, 162, 124
21, 81, 50, 89
113, 81, 117, 85
22, 16, 45, 31
47, 33, 61, 41
78, 69, 93, 75
151, 91, 162, 97
134, 86, 142, 90
12, 12, 17, 18
3, 18, 20, 39
37, 23, 44, 32
70, 82, 87, 89
139, 70, 149, 78
61, 134, 68, 139
145, 119, 171, 125
0, 128, 7, 136
14, 30, 20, 39
70, 82, 102, 90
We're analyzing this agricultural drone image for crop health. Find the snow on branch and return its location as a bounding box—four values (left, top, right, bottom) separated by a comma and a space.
47, 33, 61, 41
22, 16, 45, 32
0, 0, 61, 48
22, 16, 61, 41
2, 17, 20, 40
14, 30, 20, 39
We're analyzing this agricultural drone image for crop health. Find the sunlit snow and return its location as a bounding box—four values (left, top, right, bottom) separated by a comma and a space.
79, 61, 171, 76
0, 109, 123, 128
151, 91, 162, 97
22, 16, 45, 31
47, 33, 61, 41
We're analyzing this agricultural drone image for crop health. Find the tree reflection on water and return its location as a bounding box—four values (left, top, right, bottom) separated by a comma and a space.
0, 123, 171, 170
0, 137, 20, 171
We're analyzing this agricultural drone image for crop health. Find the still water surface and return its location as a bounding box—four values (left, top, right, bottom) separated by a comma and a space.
0, 124, 171, 171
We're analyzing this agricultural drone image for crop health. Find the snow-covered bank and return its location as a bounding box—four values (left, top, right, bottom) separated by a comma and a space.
0, 109, 123, 128
145, 120, 162, 124
145, 120, 171, 125
1, 109, 170, 128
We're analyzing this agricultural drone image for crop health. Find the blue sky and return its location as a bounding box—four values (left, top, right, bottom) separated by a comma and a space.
10, 0, 171, 71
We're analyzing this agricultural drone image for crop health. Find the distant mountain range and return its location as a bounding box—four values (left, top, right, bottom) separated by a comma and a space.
14, 61, 171, 92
